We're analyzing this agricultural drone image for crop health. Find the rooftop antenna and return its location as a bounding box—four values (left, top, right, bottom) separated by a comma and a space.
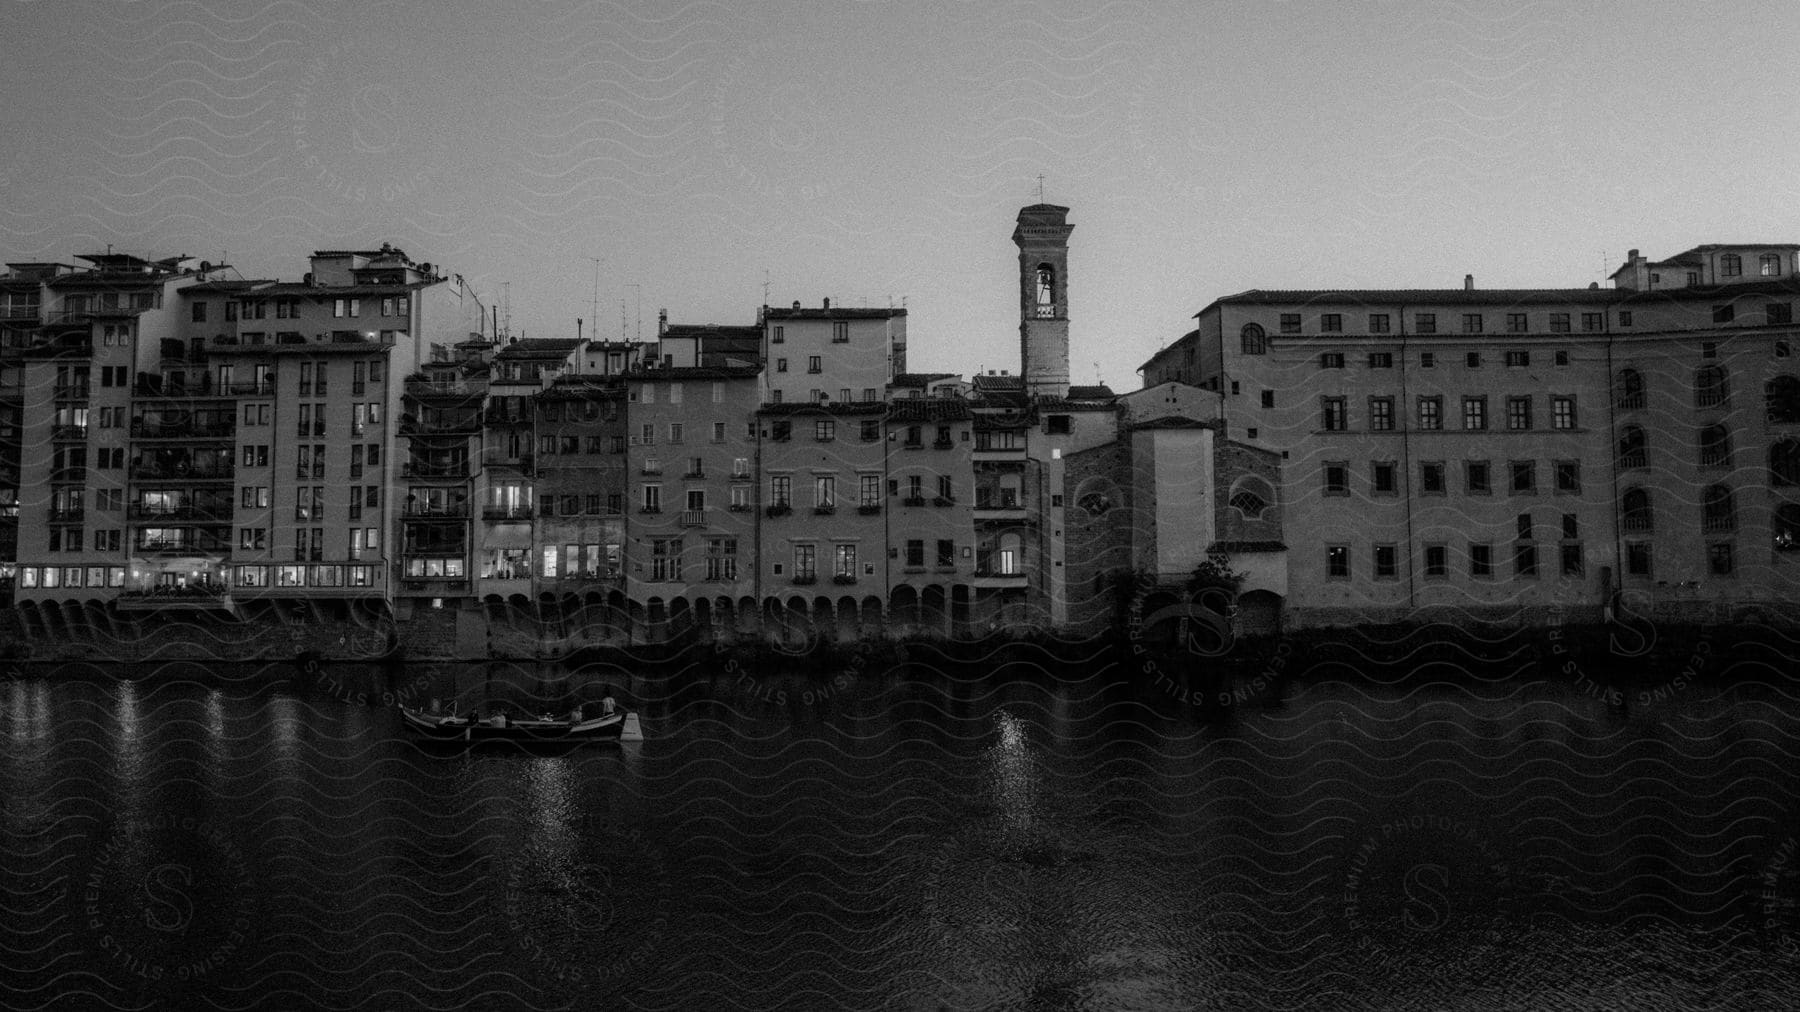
501, 282, 511, 340
1036, 174, 1045, 202
628, 284, 641, 341
589, 257, 602, 329
763, 270, 770, 307
620, 299, 628, 341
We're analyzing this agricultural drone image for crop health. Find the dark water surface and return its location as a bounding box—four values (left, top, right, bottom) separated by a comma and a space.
4, 649, 1800, 1010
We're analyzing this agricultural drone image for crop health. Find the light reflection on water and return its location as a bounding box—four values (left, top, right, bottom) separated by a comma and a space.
0, 665, 1796, 1009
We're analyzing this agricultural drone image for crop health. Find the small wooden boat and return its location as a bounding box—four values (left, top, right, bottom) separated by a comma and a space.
399, 704, 642, 744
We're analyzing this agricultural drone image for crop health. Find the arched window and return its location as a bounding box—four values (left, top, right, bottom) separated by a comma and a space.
1615, 368, 1644, 410
1622, 487, 1653, 532
1721, 253, 1743, 278
1767, 375, 1800, 423
1762, 253, 1782, 277
1035, 264, 1055, 306
1772, 440, 1800, 486
1695, 365, 1729, 408
1618, 425, 1647, 469
1699, 423, 1733, 468
1240, 323, 1266, 356
1228, 476, 1275, 519
1776, 504, 1800, 552
1703, 484, 1736, 532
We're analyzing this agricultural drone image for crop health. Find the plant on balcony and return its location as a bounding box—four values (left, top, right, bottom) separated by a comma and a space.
832, 574, 857, 585
727, 503, 751, 512
933, 440, 954, 449
901, 496, 926, 507
813, 505, 836, 515
857, 504, 880, 515
765, 503, 792, 517
792, 574, 818, 585
932, 496, 955, 507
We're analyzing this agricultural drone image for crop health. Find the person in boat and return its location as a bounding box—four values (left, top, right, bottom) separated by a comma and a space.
601, 689, 616, 717
428, 697, 442, 715
569, 703, 583, 724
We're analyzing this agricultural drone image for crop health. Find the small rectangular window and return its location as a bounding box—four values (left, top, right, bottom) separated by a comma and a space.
1563, 543, 1587, 576
1420, 461, 1445, 495
1471, 543, 1493, 577
1417, 396, 1442, 430
1554, 460, 1580, 494
1369, 314, 1390, 333
1510, 460, 1536, 494
1551, 396, 1576, 429
1369, 397, 1393, 431
1374, 544, 1397, 579
1462, 396, 1487, 430
1466, 351, 1482, 368
1549, 313, 1570, 333
1582, 312, 1604, 332
1465, 460, 1491, 495
1367, 352, 1393, 369
1326, 544, 1349, 579
1562, 513, 1578, 540
1321, 313, 1342, 332
1713, 304, 1735, 324
1769, 303, 1793, 325
1280, 314, 1301, 334
1371, 461, 1397, 494
1424, 544, 1448, 577
1506, 313, 1527, 333
1505, 350, 1529, 367
1514, 543, 1539, 578
1618, 311, 1633, 327
1463, 314, 1483, 334
1261, 390, 1274, 409
1319, 352, 1345, 369
1419, 352, 1435, 368
1324, 461, 1349, 495
1321, 397, 1346, 431
1626, 542, 1651, 576
1554, 350, 1569, 366
1415, 313, 1436, 334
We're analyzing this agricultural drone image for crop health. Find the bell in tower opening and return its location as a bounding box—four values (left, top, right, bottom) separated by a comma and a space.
1036, 264, 1056, 314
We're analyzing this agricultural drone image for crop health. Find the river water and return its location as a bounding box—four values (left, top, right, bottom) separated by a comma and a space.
3, 645, 1800, 1011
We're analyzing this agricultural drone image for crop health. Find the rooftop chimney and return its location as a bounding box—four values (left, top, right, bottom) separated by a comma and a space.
1464, 274, 1474, 291
822, 297, 830, 310
792, 300, 800, 310
1629, 249, 1639, 260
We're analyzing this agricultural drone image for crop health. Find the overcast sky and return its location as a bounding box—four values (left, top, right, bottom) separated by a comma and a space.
3, 1, 1796, 390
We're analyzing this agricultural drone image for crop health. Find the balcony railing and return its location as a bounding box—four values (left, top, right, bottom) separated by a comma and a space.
975, 492, 1022, 509
133, 537, 231, 554
128, 461, 234, 481
51, 385, 90, 399
682, 470, 705, 479
765, 503, 791, 517
48, 508, 84, 524
403, 503, 470, 518
857, 503, 880, 515
128, 504, 235, 521
130, 420, 236, 439
901, 496, 926, 507
933, 439, 954, 450
679, 509, 708, 527
791, 574, 818, 585
50, 466, 88, 482
482, 506, 533, 521
50, 425, 87, 441
402, 462, 470, 479
228, 380, 277, 396
1622, 513, 1653, 533
404, 377, 486, 398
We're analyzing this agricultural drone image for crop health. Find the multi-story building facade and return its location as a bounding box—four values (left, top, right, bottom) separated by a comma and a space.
1138, 244, 1800, 629
625, 364, 761, 636
6, 246, 487, 632
762, 301, 904, 406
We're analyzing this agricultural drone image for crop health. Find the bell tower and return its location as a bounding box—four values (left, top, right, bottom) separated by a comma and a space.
1014, 203, 1072, 399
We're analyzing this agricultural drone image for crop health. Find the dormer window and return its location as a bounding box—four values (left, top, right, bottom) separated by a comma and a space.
1762, 253, 1783, 277
1722, 253, 1742, 278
